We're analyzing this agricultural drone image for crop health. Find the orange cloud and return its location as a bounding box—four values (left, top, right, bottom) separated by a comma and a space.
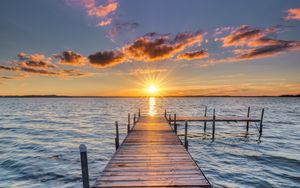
55, 51, 87, 66
123, 32, 203, 62
285, 8, 300, 20
177, 51, 208, 60
85, 0, 118, 17
218, 25, 278, 47
97, 18, 112, 26
1, 52, 89, 77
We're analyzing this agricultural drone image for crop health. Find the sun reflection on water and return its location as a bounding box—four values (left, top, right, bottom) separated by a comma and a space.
148, 97, 156, 116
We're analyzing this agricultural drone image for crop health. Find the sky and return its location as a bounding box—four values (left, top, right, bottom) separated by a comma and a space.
0, 0, 300, 96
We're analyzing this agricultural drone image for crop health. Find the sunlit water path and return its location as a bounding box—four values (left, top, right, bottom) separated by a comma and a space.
0, 97, 299, 187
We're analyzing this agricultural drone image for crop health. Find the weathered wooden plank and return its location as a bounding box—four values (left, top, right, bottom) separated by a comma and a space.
93, 115, 211, 188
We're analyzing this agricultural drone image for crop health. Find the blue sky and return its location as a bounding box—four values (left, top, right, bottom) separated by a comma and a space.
0, 0, 300, 96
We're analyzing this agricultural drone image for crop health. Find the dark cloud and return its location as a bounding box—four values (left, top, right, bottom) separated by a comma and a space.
88, 50, 125, 67
177, 51, 209, 60
236, 40, 300, 60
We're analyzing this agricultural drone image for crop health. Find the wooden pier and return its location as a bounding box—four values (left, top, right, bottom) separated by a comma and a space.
92, 114, 211, 187
79, 107, 265, 187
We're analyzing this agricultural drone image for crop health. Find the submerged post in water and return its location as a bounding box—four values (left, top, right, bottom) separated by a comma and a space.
169, 114, 171, 124
259, 108, 265, 137
184, 120, 188, 150
138, 108, 141, 118
174, 113, 177, 134
79, 144, 90, 188
115, 121, 119, 150
127, 113, 130, 134
164, 109, 167, 118
212, 109, 216, 139
246, 107, 250, 132
204, 106, 207, 132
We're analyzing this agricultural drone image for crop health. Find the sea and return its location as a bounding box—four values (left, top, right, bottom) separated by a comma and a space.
0, 97, 299, 188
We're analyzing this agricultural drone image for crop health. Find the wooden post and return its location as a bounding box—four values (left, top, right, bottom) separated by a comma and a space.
127, 113, 130, 134
259, 108, 264, 137
115, 121, 119, 150
138, 108, 141, 118
79, 144, 90, 188
212, 109, 216, 139
174, 113, 177, 134
133, 114, 136, 125
168, 114, 171, 124
184, 121, 188, 150
164, 109, 167, 118
246, 107, 250, 132
204, 106, 207, 132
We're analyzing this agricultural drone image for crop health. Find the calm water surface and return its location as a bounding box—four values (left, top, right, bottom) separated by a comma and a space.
0, 97, 299, 187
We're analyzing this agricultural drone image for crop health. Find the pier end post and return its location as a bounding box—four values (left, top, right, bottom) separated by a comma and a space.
259, 108, 265, 137
164, 109, 167, 118
204, 106, 207, 132
127, 113, 130, 134
138, 108, 141, 118
212, 109, 216, 139
115, 121, 119, 150
168, 114, 171, 124
174, 114, 177, 134
79, 144, 90, 188
246, 107, 250, 132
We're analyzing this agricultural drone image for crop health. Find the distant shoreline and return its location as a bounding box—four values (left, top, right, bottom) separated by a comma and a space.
0, 94, 299, 98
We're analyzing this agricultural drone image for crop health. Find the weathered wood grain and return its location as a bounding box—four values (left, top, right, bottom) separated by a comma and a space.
93, 115, 211, 187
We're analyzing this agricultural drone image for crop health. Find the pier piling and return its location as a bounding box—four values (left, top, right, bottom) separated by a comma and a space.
246, 107, 250, 132
168, 114, 171, 124
212, 109, 216, 139
79, 144, 90, 188
133, 114, 136, 125
127, 113, 130, 134
184, 120, 188, 150
115, 121, 119, 150
174, 113, 177, 134
259, 108, 264, 137
204, 106, 207, 132
138, 109, 141, 118
164, 109, 167, 118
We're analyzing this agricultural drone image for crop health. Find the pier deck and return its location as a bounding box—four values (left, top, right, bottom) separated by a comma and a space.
93, 115, 211, 187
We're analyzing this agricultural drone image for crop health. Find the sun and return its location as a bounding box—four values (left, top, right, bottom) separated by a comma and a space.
147, 85, 158, 95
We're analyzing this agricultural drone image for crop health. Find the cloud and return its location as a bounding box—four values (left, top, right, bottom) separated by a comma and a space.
235, 40, 300, 60
85, 0, 118, 17
1, 52, 89, 78
54, 51, 87, 66
123, 31, 203, 62
177, 51, 209, 60
66, 0, 118, 27
107, 21, 140, 41
217, 25, 278, 47
88, 50, 125, 67
284, 8, 300, 20
97, 18, 112, 26
17, 52, 56, 68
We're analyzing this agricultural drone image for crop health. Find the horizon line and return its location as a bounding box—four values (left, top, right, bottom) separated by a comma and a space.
0, 94, 299, 98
